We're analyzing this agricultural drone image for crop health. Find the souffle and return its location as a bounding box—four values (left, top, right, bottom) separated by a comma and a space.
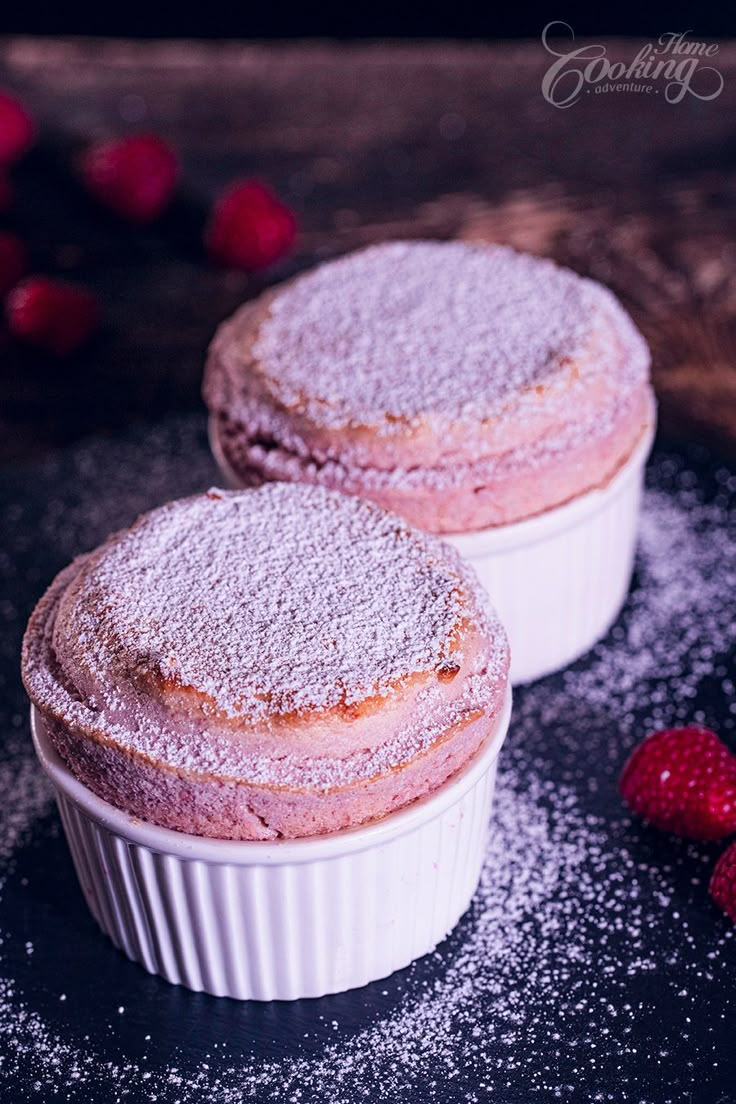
22, 483, 510, 840
204, 240, 655, 533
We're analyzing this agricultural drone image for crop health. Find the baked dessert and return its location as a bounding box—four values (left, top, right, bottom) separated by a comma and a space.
204, 240, 655, 533
22, 483, 509, 841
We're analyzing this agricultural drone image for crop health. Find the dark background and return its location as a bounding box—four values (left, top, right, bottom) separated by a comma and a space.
2, 2, 736, 40
2, 30, 736, 465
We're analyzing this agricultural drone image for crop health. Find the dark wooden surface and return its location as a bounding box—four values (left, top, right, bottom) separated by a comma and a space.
0, 36, 735, 464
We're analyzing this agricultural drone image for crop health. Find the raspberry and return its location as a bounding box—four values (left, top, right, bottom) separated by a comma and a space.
710, 841, 736, 924
6, 277, 98, 355
0, 231, 27, 297
620, 725, 736, 840
0, 174, 12, 213
205, 179, 297, 270
0, 91, 34, 165
80, 134, 178, 223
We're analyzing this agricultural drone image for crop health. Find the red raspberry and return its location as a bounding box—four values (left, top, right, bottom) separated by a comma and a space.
0, 231, 27, 297
6, 277, 98, 355
80, 134, 178, 223
205, 179, 297, 270
0, 174, 12, 213
620, 726, 736, 841
711, 841, 736, 924
0, 91, 34, 165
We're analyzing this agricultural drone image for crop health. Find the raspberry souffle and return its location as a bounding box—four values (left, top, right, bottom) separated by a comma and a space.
23, 482, 509, 842
204, 240, 653, 532
204, 240, 656, 684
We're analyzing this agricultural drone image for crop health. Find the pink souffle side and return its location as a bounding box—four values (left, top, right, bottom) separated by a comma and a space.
203, 240, 655, 533
22, 484, 510, 841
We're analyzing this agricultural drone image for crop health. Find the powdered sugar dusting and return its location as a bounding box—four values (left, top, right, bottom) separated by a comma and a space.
0, 420, 734, 1101
254, 241, 643, 427
22, 480, 511, 794
208, 242, 652, 533
51, 482, 471, 720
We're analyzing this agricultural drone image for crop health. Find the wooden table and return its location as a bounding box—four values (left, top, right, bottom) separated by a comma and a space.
1, 36, 735, 462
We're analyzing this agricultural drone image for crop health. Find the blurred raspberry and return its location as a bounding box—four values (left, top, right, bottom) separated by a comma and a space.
80, 133, 178, 223
0, 232, 26, 297
6, 277, 98, 355
0, 91, 35, 165
205, 179, 297, 270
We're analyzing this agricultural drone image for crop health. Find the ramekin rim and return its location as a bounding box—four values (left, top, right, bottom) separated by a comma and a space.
31, 686, 511, 864
207, 416, 246, 490
446, 414, 656, 553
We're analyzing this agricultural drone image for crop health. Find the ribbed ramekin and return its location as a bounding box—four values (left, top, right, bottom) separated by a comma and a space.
445, 423, 656, 685
31, 688, 511, 1002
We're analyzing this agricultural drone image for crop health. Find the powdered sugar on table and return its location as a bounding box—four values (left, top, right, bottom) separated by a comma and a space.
0, 419, 734, 1102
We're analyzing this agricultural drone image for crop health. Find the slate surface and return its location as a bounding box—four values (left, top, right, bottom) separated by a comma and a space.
0, 416, 733, 1103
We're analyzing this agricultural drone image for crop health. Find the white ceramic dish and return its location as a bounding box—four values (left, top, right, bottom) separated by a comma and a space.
31, 687, 512, 1002
445, 423, 656, 684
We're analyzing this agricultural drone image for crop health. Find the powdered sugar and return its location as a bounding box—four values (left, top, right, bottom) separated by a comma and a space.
207, 241, 653, 532
54, 483, 470, 719
23, 481, 508, 794
0, 419, 734, 1101
253, 241, 646, 428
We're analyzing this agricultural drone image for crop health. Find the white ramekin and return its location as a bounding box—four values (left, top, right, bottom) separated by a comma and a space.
445, 424, 655, 684
31, 687, 511, 1002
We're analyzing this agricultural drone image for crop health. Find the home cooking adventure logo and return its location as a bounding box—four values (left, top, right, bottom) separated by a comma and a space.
541, 22, 725, 108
